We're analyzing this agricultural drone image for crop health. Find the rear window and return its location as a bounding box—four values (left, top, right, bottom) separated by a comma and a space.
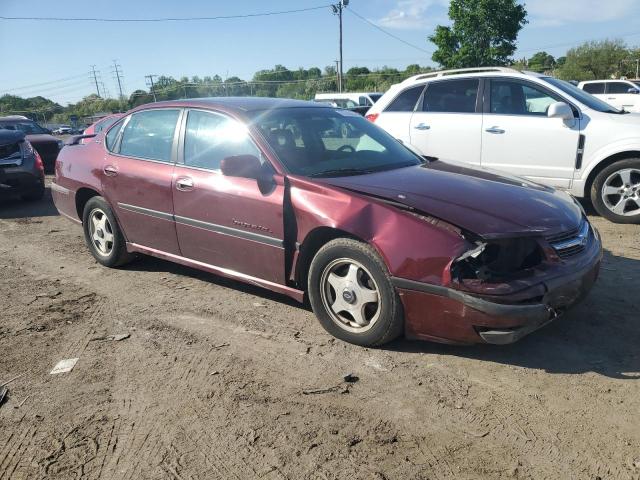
582, 83, 605, 94
385, 85, 424, 112
422, 79, 479, 113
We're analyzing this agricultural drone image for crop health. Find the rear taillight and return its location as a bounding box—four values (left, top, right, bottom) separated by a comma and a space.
34, 150, 44, 172
365, 113, 379, 123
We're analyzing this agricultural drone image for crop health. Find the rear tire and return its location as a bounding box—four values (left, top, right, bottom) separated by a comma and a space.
591, 158, 640, 224
307, 238, 403, 347
82, 196, 135, 267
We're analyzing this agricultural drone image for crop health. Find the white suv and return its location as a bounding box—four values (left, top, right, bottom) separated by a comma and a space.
578, 79, 640, 113
366, 67, 640, 223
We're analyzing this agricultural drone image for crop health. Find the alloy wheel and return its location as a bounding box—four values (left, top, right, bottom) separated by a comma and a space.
89, 208, 114, 256
601, 168, 640, 217
319, 258, 381, 333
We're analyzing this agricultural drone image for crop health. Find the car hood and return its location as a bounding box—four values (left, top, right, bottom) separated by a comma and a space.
317, 162, 583, 238
25, 133, 58, 144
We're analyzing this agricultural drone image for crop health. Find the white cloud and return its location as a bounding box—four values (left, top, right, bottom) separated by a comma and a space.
526, 0, 638, 25
376, 0, 449, 30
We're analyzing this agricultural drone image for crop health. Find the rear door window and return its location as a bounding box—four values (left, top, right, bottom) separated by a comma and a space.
385, 85, 424, 112
582, 82, 605, 94
119, 109, 180, 162
607, 82, 633, 94
105, 120, 124, 151
421, 79, 479, 113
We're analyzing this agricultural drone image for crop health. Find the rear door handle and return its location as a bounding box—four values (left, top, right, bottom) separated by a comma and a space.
176, 177, 194, 191
485, 127, 505, 134
414, 123, 430, 130
103, 165, 118, 176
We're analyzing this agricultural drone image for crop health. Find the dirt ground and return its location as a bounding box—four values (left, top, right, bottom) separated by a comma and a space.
1, 177, 639, 480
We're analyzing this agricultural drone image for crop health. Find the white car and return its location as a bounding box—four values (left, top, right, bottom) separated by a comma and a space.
578, 79, 640, 113
315, 92, 383, 108
54, 125, 72, 135
366, 67, 640, 223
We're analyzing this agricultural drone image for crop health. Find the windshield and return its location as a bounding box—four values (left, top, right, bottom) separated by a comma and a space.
251, 107, 423, 177
369, 94, 382, 103
0, 121, 49, 134
542, 77, 624, 113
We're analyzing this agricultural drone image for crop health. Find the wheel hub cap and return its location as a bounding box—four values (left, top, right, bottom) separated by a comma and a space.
342, 288, 356, 304
319, 258, 381, 333
602, 168, 640, 217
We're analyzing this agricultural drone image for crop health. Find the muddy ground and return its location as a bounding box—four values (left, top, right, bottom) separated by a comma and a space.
0, 178, 639, 480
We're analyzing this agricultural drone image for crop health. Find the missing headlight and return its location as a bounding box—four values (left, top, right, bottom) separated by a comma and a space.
451, 237, 544, 282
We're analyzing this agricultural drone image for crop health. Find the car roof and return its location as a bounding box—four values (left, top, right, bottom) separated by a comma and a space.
131, 97, 330, 115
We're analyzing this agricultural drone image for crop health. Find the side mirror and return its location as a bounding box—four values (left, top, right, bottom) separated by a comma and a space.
220, 154, 262, 179
628, 88, 640, 94
547, 102, 574, 121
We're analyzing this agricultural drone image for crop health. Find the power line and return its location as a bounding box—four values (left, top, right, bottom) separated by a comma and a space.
0, 73, 88, 93
346, 8, 432, 55
0, 4, 332, 22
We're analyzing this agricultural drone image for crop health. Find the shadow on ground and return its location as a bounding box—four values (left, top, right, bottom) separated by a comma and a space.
0, 187, 59, 219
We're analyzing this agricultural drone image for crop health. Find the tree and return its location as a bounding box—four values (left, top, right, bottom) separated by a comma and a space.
556, 40, 630, 81
429, 0, 528, 68
527, 51, 556, 72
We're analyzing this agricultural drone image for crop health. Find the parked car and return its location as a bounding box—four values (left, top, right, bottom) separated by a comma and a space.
80, 113, 124, 144
0, 116, 63, 172
53, 125, 72, 135
315, 92, 383, 108
52, 98, 601, 346
365, 67, 640, 223
0, 129, 45, 201
578, 79, 640, 112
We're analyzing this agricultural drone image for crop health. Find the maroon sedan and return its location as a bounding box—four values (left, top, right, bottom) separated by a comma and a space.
52, 98, 602, 346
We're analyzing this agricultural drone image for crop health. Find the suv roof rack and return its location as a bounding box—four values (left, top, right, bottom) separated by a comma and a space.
401, 67, 520, 84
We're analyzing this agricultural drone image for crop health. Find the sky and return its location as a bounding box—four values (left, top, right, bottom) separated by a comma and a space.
2, 0, 640, 105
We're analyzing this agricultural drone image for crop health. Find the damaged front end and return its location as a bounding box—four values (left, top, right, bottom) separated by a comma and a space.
450, 235, 545, 294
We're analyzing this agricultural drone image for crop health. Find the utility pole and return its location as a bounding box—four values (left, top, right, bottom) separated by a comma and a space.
334, 60, 341, 91
331, 0, 348, 92
90, 65, 101, 97
145, 74, 158, 102
112, 60, 125, 100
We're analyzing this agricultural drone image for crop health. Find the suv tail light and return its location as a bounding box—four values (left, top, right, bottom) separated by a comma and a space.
34, 150, 44, 173
365, 113, 379, 123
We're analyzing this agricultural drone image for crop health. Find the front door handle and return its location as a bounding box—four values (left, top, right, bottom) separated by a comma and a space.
414, 123, 430, 130
176, 177, 194, 191
485, 127, 505, 134
103, 165, 118, 176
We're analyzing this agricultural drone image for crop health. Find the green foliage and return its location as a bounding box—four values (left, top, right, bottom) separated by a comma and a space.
555, 40, 634, 81
527, 51, 556, 72
429, 0, 528, 68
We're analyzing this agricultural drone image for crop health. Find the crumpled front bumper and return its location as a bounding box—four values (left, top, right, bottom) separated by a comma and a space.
392, 228, 603, 345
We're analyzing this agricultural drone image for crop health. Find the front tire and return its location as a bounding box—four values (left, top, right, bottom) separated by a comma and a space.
82, 196, 135, 267
591, 159, 640, 223
307, 238, 403, 346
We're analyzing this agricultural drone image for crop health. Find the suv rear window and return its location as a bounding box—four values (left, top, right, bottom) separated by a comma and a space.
385, 85, 424, 112
422, 79, 479, 113
582, 82, 605, 94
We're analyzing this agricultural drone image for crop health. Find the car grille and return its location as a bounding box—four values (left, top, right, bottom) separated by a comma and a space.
547, 220, 590, 258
